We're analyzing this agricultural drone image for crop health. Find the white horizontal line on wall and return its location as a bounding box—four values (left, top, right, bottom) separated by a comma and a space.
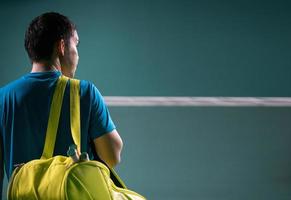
104, 96, 291, 107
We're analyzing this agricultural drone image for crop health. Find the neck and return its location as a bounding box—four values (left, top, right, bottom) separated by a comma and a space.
31, 62, 61, 73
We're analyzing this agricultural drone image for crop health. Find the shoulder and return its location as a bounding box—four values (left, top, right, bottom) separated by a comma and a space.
0, 76, 27, 94
0, 76, 27, 125
79, 79, 101, 95
0, 76, 30, 103
79, 79, 95, 92
78, 79, 104, 104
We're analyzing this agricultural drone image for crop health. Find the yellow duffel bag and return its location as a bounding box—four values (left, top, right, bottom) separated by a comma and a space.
7, 76, 146, 200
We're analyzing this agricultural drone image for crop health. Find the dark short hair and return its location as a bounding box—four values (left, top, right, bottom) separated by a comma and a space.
24, 12, 76, 62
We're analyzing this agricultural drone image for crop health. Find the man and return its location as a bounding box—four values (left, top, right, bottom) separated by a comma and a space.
0, 12, 123, 197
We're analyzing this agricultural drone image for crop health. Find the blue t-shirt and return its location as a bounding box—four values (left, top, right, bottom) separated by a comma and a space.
0, 71, 116, 178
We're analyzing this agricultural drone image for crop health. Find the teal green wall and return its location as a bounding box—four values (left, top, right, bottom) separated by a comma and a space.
112, 107, 291, 199
0, 0, 291, 96
0, 1, 291, 199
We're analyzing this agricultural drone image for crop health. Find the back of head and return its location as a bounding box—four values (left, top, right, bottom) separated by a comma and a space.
25, 12, 76, 63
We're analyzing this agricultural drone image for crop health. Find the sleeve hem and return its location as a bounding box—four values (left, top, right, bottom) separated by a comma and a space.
90, 127, 116, 140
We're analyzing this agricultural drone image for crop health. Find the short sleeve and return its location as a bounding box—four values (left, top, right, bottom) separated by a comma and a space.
88, 83, 116, 139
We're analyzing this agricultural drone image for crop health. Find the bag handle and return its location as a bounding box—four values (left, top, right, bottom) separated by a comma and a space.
41, 76, 81, 159
41, 75, 127, 188
70, 79, 127, 188
69, 78, 81, 153
41, 75, 69, 159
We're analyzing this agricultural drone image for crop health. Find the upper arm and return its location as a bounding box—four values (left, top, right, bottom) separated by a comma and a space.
87, 83, 122, 167
93, 129, 123, 168
88, 83, 116, 139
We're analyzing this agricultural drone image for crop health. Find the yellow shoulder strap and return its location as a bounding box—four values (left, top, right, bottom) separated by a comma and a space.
70, 79, 126, 189
41, 75, 69, 159
69, 78, 81, 153
41, 75, 126, 188
41, 76, 81, 159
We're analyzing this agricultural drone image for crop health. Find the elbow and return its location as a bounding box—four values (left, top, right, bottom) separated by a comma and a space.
105, 152, 121, 168
109, 140, 123, 167
94, 130, 123, 168
110, 155, 121, 167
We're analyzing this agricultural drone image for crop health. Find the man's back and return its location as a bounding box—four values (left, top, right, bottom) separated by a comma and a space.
0, 12, 123, 199
0, 71, 116, 178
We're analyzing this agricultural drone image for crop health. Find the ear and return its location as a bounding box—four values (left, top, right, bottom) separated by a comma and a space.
57, 39, 65, 56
